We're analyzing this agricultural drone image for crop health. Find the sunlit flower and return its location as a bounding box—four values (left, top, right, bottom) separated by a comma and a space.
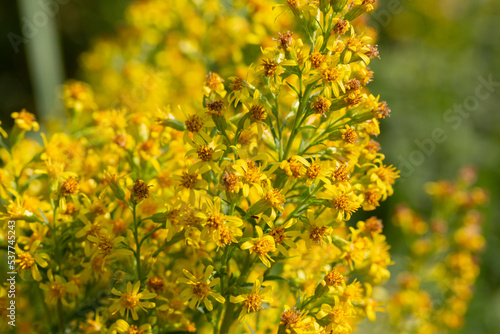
11, 109, 39, 131
179, 265, 225, 311
241, 226, 276, 267
110, 281, 157, 321
15, 240, 48, 281
230, 278, 273, 320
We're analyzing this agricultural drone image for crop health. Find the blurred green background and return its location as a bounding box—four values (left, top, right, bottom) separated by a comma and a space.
369, 0, 500, 333
1, 0, 499, 333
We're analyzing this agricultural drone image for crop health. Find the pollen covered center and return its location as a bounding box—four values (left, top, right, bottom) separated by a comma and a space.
324, 269, 344, 286
270, 226, 286, 244
254, 239, 274, 255
244, 292, 263, 312
207, 212, 224, 230
310, 226, 327, 244
180, 172, 198, 189
50, 283, 65, 299
18, 252, 35, 270
197, 145, 214, 162
121, 292, 140, 309
307, 164, 322, 180
333, 194, 358, 214
192, 281, 211, 299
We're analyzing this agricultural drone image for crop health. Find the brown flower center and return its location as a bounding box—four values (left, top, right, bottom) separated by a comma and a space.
180, 172, 198, 189
324, 269, 344, 286
270, 226, 286, 244
61, 177, 79, 196
197, 145, 214, 162
185, 115, 204, 133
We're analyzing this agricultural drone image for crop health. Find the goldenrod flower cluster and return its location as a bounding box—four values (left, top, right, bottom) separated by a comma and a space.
388, 167, 488, 333
0, 1, 485, 333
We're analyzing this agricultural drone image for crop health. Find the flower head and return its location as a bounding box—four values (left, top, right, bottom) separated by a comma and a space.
179, 265, 225, 311
241, 226, 276, 267
230, 279, 273, 320
15, 240, 48, 281
11, 109, 39, 131
110, 281, 157, 321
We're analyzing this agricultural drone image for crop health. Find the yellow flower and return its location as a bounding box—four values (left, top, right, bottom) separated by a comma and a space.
186, 137, 225, 174
131, 179, 152, 204
280, 156, 306, 179
63, 80, 96, 113
320, 267, 346, 294
178, 265, 225, 311
0, 120, 8, 138
241, 226, 276, 267
361, 186, 382, 211
230, 278, 273, 320
367, 234, 392, 283
11, 109, 39, 131
368, 160, 400, 197
279, 305, 317, 333
206, 100, 226, 116
78, 312, 104, 333
110, 281, 157, 321
198, 197, 243, 247
343, 27, 373, 65
323, 183, 362, 222
263, 187, 286, 216
232, 159, 269, 197
203, 72, 226, 98
179, 107, 215, 145
15, 240, 48, 281
265, 218, 299, 256
173, 170, 208, 205
39, 269, 79, 306
312, 95, 331, 116
112, 319, 152, 334
341, 125, 359, 144
317, 301, 354, 334
343, 279, 364, 306
60, 176, 79, 197
87, 231, 134, 268
301, 210, 333, 248
344, 227, 370, 270
302, 156, 331, 187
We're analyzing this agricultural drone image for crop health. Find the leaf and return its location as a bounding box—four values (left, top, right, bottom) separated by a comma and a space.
263, 275, 289, 282
298, 125, 316, 131
296, 290, 301, 308
0, 137, 10, 153
38, 209, 50, 225
201, 257, 214, 267
162, 119, 186, 131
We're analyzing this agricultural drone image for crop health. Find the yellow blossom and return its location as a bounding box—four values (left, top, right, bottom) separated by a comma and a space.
109, 281, 157, 321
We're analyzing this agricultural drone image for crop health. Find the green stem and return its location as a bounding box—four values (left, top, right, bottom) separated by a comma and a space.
139, 223, 165, 247
52, 199, 62, 273
56, 299, 64, 333
132, 204, 142, 282
282, 81, 318, 160
213, 303, 223, 334
283, 184, 323, 224
297, 116, 348, 156
37, 286, 52, 332
219, 303, 235, 334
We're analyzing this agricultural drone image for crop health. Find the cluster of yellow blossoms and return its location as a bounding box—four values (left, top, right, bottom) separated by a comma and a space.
388, 167, 487, 333
0, 1, 486, 333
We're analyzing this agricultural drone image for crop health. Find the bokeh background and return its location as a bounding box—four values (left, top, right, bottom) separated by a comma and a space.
1, 0, 499, 333
370, 1, 500, 333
